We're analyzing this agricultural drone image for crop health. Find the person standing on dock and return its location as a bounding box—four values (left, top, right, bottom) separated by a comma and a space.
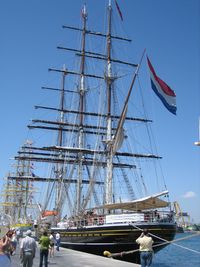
16, 228, 21, 243
4, 230, 15, 259
0, 235, 11, 267
10, 230, 17, 255
136, 229, 154, 267
49, 232, 55, 257
55, 232, 61, 251
39, 231, 50, 267
20, 230, 37, 267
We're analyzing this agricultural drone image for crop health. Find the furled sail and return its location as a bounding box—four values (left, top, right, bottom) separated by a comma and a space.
111, 51, 145, 154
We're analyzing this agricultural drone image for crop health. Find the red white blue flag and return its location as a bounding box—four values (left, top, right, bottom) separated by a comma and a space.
147, 57, 177, 115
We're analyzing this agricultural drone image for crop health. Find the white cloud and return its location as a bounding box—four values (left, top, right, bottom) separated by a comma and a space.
182, 191, 196, 199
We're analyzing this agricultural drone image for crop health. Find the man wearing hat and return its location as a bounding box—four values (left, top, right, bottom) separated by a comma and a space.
20, 230, 37, 267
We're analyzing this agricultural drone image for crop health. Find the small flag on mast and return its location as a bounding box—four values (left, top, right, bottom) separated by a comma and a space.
114, 0, 123, 21
81, 4, 87, 19
147, 57, 177, 115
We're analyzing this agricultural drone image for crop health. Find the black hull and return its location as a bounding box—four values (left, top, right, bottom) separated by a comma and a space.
52, 222, 176, 263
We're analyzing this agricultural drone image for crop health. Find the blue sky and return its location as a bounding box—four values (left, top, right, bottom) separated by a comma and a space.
0, 0, 200, 222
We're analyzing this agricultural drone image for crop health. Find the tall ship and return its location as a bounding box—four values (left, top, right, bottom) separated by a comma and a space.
9, 0, 176, 263
0, 141, 37, 230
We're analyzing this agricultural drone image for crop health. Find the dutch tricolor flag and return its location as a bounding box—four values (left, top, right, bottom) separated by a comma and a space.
147, 57, 177, 115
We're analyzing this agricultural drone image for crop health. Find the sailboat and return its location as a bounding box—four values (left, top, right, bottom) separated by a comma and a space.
10, 0, 176, 263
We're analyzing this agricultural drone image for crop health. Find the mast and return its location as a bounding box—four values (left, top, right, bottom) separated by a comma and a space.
54, 66, 67, 218
105, 0, 114, 206
76, 5, 87, 214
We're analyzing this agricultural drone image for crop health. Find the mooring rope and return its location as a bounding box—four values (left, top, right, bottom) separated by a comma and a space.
103, 225, 200, 259
130, 224, 200, 255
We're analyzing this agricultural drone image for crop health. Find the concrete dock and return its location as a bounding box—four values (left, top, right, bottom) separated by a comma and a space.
11, 245, 140, 267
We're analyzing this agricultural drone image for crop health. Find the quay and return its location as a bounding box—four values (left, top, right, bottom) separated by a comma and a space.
11, 245, 140, 267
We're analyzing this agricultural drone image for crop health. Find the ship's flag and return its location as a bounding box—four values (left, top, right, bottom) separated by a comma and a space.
31, 171, 39, 178
114, 0, 123, 21
30, 163, 34, 169
147, 57, 177, 115
31, 171, 36, 177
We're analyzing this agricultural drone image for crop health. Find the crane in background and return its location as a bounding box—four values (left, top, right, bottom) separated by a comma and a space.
173, 201, 190, 232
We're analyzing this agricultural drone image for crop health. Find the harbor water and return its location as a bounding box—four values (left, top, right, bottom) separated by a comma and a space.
151, 233, 200, 267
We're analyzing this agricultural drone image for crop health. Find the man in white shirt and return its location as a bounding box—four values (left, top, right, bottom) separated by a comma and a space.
136, 229, 154, 267
20, 230, 37, 267
55, 232, 61, 251
16, 228, 21, 243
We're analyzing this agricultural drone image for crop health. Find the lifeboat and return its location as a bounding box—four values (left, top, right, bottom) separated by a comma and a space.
41, 210, 58, 217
